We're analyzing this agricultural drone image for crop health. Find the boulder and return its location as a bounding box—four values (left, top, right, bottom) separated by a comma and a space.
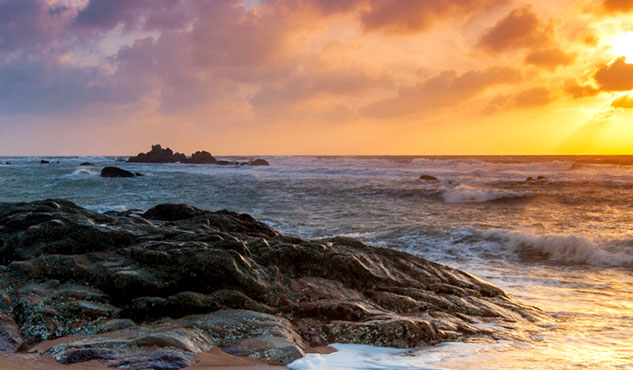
0, 199, 548, 369
100, 167, 136, 178
419, 175, 439, 181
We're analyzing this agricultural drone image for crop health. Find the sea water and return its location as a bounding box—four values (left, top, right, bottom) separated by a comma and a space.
1, 155, 632, 369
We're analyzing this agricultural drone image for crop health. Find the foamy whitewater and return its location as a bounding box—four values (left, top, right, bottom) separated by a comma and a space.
1, 155, 633, 369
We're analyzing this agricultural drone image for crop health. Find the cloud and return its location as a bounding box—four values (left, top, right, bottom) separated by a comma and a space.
601, 0, 633, 13
362, 66, 522, 118
566, 57, 633, 98
525, 48, 576, 69
478, 5, 552, 52
73, 0, 192, 32
512, 87, 553, 108
593, 57, 633, 91
0, 0, 74, 53
485, 87, 553, 114
564, 79, 600, 98
251, 63, 392, 106
611, 93, 633, 108
0, 0, 298, 115
361, 0, 506, 34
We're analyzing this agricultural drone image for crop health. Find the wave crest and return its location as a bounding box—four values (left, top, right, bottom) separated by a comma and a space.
442, 185, 531, 203
474, 229, 633, 267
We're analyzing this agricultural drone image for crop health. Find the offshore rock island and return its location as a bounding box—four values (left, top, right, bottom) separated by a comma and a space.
127, 144, 269, 166
0, 200, 546, 369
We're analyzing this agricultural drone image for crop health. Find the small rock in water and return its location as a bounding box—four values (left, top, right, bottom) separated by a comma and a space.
80, 162, 95, 166
247, 159, 269, 166
40, 160, 50, 164
419, 174, 439, 181
100, 166, 136, 178
526, 176, 535, 182
537, 175, 547, 181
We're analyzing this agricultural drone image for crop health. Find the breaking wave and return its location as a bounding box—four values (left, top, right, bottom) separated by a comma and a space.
442, 185, 532, 203
464, 228, 633, 267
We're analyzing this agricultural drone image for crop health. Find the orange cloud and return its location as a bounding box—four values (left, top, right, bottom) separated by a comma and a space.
525, 48, 576, 69
564, 79, 600, 98
478, 5, 552, 52
362, 66, 522, 118
593, 57, 633, 91
485, 86, 552, 113
361, 0, 506, 34
251, 63, 392, 106
611, 93, 633, 108
601, 0, 633, 13
513, 87, 553, 108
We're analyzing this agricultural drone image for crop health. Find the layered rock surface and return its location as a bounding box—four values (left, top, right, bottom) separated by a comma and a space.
0, 200, 546, 369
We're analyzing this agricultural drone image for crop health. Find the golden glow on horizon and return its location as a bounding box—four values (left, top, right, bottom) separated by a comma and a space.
609, 32, 633, 61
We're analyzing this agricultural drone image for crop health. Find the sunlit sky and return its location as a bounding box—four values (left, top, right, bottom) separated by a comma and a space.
1, 0, 633, 155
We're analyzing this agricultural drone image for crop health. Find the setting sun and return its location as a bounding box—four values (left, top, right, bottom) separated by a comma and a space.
610, 32, 633, 62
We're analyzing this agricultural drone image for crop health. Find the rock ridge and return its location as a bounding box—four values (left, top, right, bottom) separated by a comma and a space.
0, 199, 547, 369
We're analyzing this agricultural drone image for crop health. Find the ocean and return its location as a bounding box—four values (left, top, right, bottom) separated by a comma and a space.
1, 155, 632, 369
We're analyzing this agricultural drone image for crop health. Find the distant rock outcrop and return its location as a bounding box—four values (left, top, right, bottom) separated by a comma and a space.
127, 144, 269, 166
0, 199, 547, 369
101, 166, 138, 178
185, 151, 216, 164
127, 144, 187, 163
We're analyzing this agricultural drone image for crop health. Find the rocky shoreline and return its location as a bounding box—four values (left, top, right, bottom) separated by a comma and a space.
0, 200, 547, 369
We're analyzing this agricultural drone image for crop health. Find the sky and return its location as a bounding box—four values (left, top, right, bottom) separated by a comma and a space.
1, 0, 633, 155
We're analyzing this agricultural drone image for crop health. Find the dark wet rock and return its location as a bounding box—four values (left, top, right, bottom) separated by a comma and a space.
127, 144, 187, 163
215, 160, 235, 166
526, 176, 547, 182
127, 144, 269, 166
80, 162, 95, 166
419, 175, 439, 181
0, 199, 547, 369
3, 162, 10, 165
101, 167, 136, 178
40, 160, 50, 164
246, 159, 269, 166
184, 151, 216, 164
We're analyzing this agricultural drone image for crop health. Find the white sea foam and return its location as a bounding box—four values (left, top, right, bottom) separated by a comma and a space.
65, 168, 100, 177
288, 342, 514, 370
84, 205, 127, 213
442, 185, 530, 203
